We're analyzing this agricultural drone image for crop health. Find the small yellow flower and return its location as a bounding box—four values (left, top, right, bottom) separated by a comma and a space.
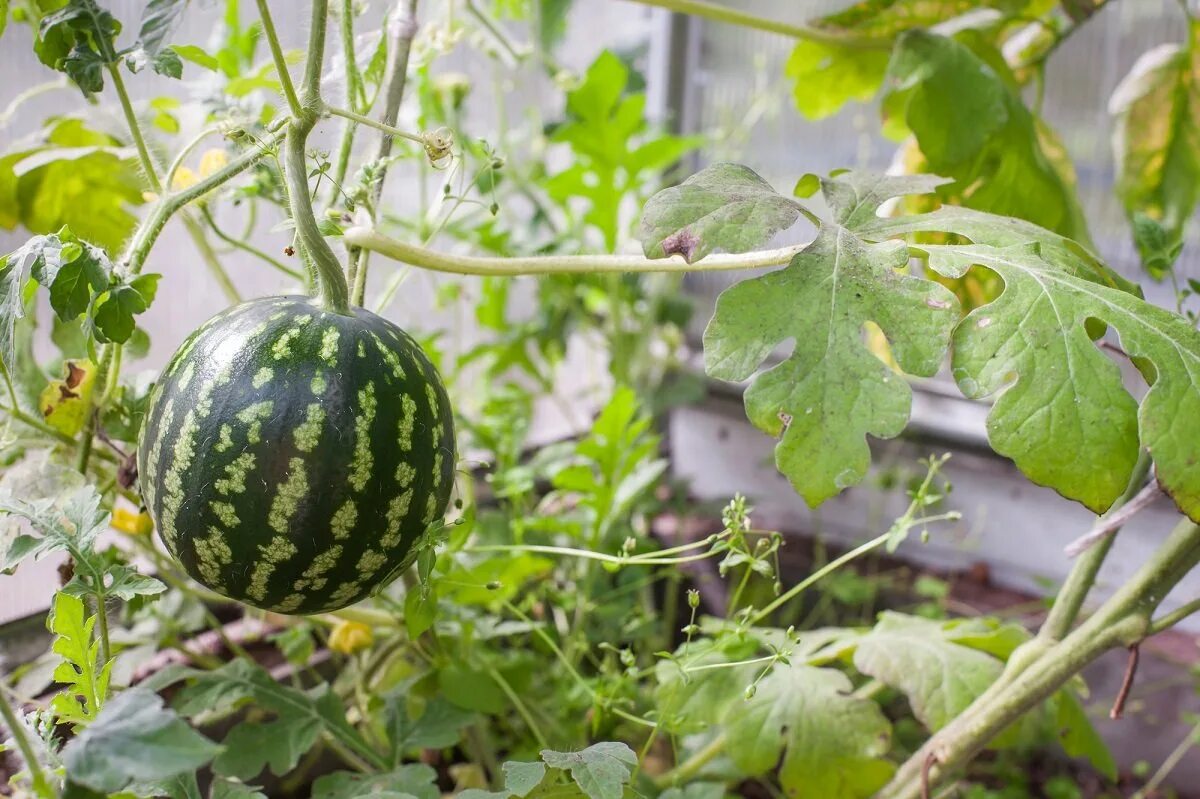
171, 166, 198, 191
198, 148, 229, 178
112, 507, 154, 537
329, 619, 373, 654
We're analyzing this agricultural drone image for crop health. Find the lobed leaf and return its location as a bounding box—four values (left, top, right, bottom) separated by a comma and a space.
386, 696, 475, 761
47, 591, 111, 726
884, 30, 1091, 242
174, 660, 379, 781
724, 662, 894, 799
922, 242, 1200, 518
704, 220, 959, 506
540, 742, 637, 799
312, 764, 438, 799
135, 0, 190, 56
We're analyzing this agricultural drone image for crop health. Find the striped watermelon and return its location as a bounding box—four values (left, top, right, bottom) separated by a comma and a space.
137, 296, 456, 614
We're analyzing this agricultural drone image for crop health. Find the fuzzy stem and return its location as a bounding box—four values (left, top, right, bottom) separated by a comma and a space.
1040, 451, 1153, 642
750, 532, 892, 623
125, 131, 286, 275
164, 126, 223, 188
326, 0, 367, 205
272, 0, 353, 314
348, 0, 420, 305
181, 214, 243, 304
94, 593, 113, 665
325, 105, 425, 144
107, 65, 162, 193
654, 733, 727, 788
0, 688, 53, 798
254, 0, 304, 118
345, 226, 805, 275
880, 518, 1200, 799
200, 204, 305, 281
1149, 595, 1200, 635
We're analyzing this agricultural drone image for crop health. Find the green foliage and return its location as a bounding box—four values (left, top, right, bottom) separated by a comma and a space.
1110, 25, 1200, 269
61, 686, 221, 795
786, 39, 891, 121
639, 164, 802, 262
462, 744, 636, 799
36, 0, 121, 94
700, 170, 959, 505
547, 50, 702, 250
540, 743, 636, 799
784, 0, 1050, 120
922, 241, 1200, 519
854, 612, 1004, 731
312, 764, 439, 799
884, 30, 1090, 242
724, 662, 895, 799
0, 117, 145, 253
47, 591, 111, 726
173, 659, 385, 779
385, 696, 476, 760
1, 3, 1197, 799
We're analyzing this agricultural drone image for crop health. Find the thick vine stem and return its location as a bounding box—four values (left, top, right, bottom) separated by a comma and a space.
285, 120, 351, 313
344, 226, 806, 275
348, 0, 420, 305
878, 518, 1200, 799
262, 0, 353, 314
125, 130, 286, 275
0, 688, 53, 799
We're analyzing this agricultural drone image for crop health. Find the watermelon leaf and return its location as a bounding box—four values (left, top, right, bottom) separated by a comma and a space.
852, 612, 1003, 732
540, 742, 637, 799
639, 163, 804, 263
1110, 35, 1200, 263
47, 591, 111, 726
312, 764, 439, 799
174, 660, 385, 778
922, 242, 1200, 520
702, 175, 959, 505
724, 662, 894, 799
61, 686, 220, 793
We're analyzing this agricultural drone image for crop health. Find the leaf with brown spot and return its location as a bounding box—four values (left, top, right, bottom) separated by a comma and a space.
640, 163, 804, 263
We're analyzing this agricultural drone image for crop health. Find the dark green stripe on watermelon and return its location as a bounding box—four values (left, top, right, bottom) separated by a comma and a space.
137, 296, 456, 614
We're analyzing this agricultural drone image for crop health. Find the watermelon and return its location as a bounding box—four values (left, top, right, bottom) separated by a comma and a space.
137, 295, 456, 614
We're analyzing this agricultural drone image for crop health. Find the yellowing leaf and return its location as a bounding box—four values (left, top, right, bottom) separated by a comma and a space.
40, 358, 97, 436
1109, 29, 1200, 259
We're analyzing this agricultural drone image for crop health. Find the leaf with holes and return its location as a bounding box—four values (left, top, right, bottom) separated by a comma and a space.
47, 591, 111, 726
724, 662, 894, 799
639, 163, 803, 263
703, 188, 959, 504
920, 241, 1200, 519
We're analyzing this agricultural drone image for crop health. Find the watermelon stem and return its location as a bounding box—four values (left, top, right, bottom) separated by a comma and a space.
266, 0, 354, 315
343, 225, 808, 275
